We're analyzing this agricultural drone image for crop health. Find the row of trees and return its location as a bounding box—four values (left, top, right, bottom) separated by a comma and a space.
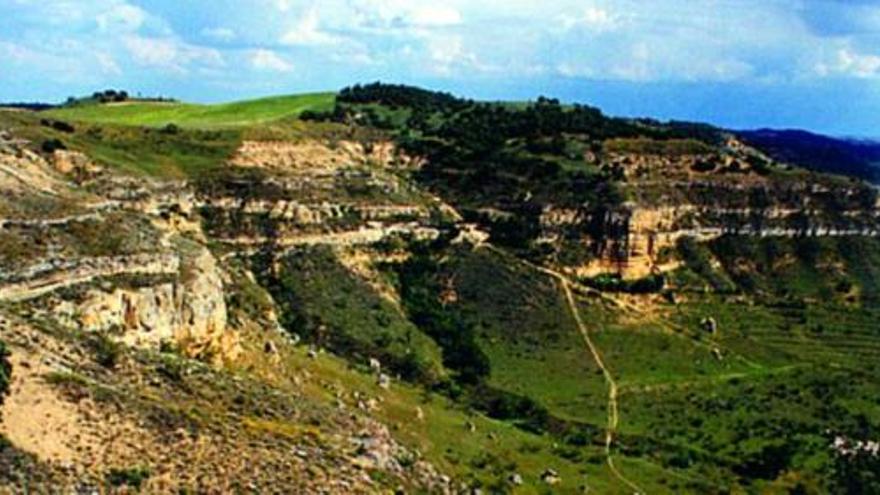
63, 89, 177, 107
332, 83, 726, 144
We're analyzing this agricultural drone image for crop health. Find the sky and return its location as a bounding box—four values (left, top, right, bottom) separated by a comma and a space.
1, 0, 879, 136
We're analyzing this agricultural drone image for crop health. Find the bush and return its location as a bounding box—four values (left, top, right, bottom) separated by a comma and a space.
677, 236, 736, 293
584, 273, 665, 293
0, 341, 11, 408
40, 119, 75, 133
89, 333, 121, 369
41, 138, 66, 154
160, 123, 180, 135
691, 159, 716, 173
106, 466, 150, 490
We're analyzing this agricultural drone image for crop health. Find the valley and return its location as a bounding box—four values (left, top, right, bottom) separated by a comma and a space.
0, 84, 878, 493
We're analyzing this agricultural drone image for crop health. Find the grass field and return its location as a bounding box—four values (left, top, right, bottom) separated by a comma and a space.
448, 248, 610, 425
1, 93, 345, 178
46, 93, 335, 129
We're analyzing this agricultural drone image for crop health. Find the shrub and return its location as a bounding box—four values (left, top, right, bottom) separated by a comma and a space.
89, 333, 121, 369
691, 159, 716, 172
584, 273, 665, 293
0, 341, 11, 409
40, 119, 75, 133
157, 355, 186, 383
41, 138, 66, 153
106, 466, 150, 490
160, 123, 180, 135
677, 236, 736, 292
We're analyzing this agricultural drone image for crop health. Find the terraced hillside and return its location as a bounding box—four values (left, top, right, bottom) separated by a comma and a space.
1, 85, 878, 493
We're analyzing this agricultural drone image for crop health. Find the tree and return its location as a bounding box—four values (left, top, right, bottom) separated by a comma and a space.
0, 341, 11, 409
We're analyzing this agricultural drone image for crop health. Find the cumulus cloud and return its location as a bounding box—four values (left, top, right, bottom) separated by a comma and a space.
816, 48, 880, 78
124, 35, 224, 73
96, 3, 147, 32
407, 6, 462, 27
251, 49, 294, 72
2, 0, 880, 106
560, 5, 620, 32
349, 0, 462, 30
201, 27, 236, 41
95, 52, 123, 75
280, 7, 344, 46
419, 34, 498, 76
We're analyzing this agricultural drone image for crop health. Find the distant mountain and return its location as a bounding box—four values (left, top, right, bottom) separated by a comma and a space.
737, 128, 880, 183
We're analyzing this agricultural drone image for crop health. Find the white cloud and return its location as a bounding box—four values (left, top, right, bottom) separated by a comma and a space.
816, 48, 880, 78
556, 61, 594, 78
201, 27, 236, 41
280, 7, 344, 46
561, 5, 619, 32
96, 3, 147, 32
555, 35, 755, 83
0, 41, 34, 64
96, 52, 122, 75
4, 0, 880, 99
408, 6, 462, 27
421, 34, 498, 76
124, 35, 224, 74
349, 0, 462, 30
251, 49, 294, 72
0, 40, 96, 84
275, 0, 295, 13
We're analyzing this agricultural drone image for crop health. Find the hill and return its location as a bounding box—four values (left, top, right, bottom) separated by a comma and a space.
1, 83, 879, 493
45, 92, 336, 129
737, 128, 880, 183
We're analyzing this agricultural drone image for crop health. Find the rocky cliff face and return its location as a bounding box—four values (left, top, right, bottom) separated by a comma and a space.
535, 139, 880, 278
198, 140, 446, 257
50, 243, 236, 362
0, 136, 239, 363
0, 129, 455, 493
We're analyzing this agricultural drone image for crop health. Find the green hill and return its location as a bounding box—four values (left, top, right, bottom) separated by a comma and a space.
2, 83, 879, 493
45, 92, 335, 129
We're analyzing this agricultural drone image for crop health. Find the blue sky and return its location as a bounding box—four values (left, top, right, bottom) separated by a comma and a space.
1, 0, 879, 136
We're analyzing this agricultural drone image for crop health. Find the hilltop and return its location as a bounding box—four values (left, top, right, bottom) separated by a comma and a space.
45, 92, 335, 129
0, 83, 878, 493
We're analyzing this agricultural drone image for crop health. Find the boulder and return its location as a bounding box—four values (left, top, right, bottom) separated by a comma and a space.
541, 468, 561, 485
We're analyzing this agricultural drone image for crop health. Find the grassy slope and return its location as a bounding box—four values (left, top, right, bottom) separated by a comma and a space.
448, 248, 609, 425
603, 235, 880, 490
226, 263, 634, 493
0, 109, 239, 178
438, 236, 880, 491
259, 246, 448, 385
1, 98, 350, 179
45, 93, 335, 129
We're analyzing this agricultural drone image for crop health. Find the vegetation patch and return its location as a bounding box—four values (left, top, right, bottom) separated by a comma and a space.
106, 466, 151, 491
253, 245, 446, 385
604, 137, 715, 156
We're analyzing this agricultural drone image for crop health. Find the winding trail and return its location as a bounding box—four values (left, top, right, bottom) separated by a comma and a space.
482, 245, 646, 492
540, 266, 646, 495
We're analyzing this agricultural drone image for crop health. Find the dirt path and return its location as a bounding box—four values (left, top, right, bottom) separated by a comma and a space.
480, 245, 645, 492
543, 268, 646, 494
